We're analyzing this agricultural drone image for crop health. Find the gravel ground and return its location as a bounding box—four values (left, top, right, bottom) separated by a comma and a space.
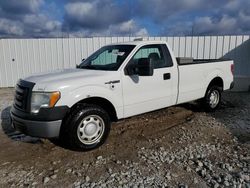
0, 88, 249, 188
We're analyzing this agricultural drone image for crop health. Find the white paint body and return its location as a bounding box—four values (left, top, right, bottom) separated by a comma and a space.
24, 41, 234, 119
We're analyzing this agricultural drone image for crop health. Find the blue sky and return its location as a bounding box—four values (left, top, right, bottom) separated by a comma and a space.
0, 0, 249, 38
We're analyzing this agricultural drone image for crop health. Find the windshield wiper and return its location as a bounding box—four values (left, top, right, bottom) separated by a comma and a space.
80, 65, 97, 70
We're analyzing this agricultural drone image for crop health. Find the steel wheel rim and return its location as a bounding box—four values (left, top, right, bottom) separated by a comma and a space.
77, 115, 105, 145
209, 90, 220, 108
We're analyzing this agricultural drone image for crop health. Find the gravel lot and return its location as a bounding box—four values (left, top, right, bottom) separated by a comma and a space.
0, 88, 249, 188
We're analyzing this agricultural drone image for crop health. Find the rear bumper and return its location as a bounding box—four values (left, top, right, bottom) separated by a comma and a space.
11, 113, 62, 138
230, 81, 234, 90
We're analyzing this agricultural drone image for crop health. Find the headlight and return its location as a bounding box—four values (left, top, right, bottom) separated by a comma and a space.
31, 91, 60, 113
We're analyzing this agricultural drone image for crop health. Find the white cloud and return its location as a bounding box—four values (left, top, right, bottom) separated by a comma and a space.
135, 28, 148, 37
65, 2, 93, 17
191, 0, 250, 35
0, 0, 61, 37
109, 20, 148, 36
0, 18, 23, 36
154, 0, 250, 35
194, 16, 237, 35
63, 0, 130, 30
63, 1, 147, 36
0, 0, 44, 15
65, 19, 148, 37
23, 14, 61, 32
0, 0, 250, 37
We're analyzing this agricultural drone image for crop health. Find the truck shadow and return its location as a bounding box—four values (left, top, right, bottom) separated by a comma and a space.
180, 97, 235, 112
0, 106, 42, 144
181, 92, 250, 143
179, 102, 203, 112
210, 92, 250, 144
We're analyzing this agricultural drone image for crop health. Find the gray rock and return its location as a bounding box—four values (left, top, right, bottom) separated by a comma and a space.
188, 160, 194, 165
220, 163, 226, 169
240, 174, 250, 181
195, 167, 201, 172
74, 181, 81, 187
225, 163, 233, 171
66, 169, 72, 173
201, 169, 206, 177
179, 184, 188, 188
166, 173, 171, 181
213, 183, 219, 188
216, 176, 222, 183
245, 183, 250, 188
8, 172, 16, 178
32, 182, 38, 186
85, 176, 90, 182
224, 181, 230, 187
97, 156, 103, 160
185, 166, 191, 172
50, 174, 57, 179
197, 161, 203, 167
76, 172, 82, 177
193, 177, 198, 184
43, 177, 50, 184
19, 170, 27, 176
228, 174, 233, 181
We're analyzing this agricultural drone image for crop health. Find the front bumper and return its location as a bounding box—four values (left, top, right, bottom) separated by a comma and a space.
11, 105, 69, 138
11, 113, 62, 138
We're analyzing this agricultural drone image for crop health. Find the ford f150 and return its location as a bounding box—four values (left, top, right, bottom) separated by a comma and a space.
11, 40, 234, 150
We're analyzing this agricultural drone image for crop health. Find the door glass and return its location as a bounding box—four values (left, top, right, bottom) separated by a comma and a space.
132, 45, 167, 69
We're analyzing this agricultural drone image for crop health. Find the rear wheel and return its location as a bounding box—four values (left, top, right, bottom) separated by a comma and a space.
60, 104, 110, 151
202, 86, 222, 112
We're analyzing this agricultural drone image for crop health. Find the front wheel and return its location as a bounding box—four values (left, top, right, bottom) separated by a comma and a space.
202, 86, 222, 112
61, 104, 111, 151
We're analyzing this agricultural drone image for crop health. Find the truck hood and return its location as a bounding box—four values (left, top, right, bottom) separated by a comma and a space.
24, 69, 118, 91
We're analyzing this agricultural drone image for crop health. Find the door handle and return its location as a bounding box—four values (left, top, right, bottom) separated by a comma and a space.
163, 73, 171, 80
105, 80, 120, 84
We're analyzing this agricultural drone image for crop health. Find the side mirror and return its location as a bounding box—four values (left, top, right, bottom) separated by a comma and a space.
137, 58, 154, 76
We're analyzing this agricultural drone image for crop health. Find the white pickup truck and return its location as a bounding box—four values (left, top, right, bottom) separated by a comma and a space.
11, 40, 234, 150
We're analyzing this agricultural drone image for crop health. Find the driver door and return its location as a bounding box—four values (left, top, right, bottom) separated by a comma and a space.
122, 44, 178, 118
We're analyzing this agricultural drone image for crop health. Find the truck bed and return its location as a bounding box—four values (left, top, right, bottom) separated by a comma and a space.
176, 58, 233, 104
176, 57, 231, 65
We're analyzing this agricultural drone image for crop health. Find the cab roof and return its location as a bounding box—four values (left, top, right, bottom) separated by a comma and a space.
107, 40, 167, 46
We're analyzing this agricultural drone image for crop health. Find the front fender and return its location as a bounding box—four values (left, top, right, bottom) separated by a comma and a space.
56, 85, 123, 119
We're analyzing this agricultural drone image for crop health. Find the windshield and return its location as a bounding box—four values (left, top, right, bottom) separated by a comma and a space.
79, 45, 135, 71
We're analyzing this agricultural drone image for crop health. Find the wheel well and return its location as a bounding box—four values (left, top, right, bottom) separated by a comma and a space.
72, 97, 118, 121
208, 77, 224, 90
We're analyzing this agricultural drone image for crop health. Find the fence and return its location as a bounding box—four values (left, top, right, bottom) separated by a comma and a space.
0, 36, 250, 90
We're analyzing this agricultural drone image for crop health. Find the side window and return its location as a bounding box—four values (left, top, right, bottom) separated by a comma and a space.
132, 44, 172, 69
161, 44, 173, 67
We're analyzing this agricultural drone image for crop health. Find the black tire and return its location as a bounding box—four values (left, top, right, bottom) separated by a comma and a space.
202, 85, 222, 112
60, 104, 110, 151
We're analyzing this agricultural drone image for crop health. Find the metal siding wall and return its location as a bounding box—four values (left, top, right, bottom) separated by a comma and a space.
0, 35, 249, 87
